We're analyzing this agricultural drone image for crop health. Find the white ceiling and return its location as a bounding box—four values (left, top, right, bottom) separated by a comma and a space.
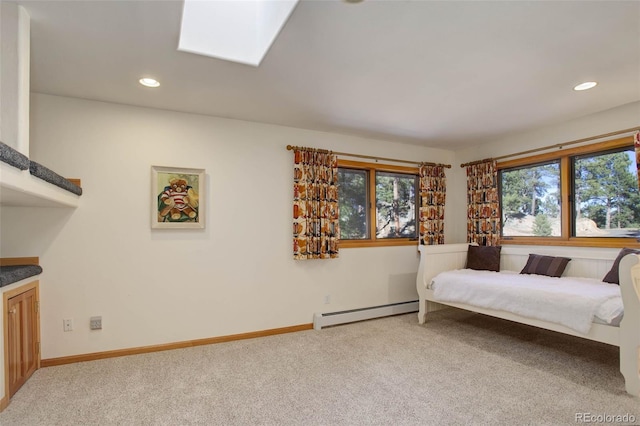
19, 0, 640, 149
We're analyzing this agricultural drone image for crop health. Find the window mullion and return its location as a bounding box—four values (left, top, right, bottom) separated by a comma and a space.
560, 156, 571, 240
369, 167, 377, 241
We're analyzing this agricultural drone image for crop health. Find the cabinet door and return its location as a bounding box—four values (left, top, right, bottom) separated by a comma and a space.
7, 288, 39, 397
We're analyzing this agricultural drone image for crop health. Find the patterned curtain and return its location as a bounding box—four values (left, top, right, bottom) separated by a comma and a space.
635, 131, 640, 190
466, 160, 501, 246
293, 148, 339, 260
419, 164, 446, 245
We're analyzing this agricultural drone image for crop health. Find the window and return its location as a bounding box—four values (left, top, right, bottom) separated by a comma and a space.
338, 160, 419, 247
498, 136, 640, 248
337, 168, 368, 239
501, 161, 561, 237
573, 148, 639, 238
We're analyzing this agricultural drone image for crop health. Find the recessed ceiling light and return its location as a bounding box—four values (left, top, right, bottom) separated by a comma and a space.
139, 78, 160, 88
573, 81, 597, 91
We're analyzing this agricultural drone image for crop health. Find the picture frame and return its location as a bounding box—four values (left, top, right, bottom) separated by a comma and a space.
151, 166, 205, 229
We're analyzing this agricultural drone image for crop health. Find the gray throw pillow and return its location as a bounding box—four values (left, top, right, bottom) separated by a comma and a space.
466, 245, 501, 272
602, 248, 640, 285
520, 254, 570, 277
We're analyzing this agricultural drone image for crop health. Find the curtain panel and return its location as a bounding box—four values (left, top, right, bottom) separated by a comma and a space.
466, 160, 501, 246
419, 164, 446, 245
635, 131, 640, 190
293, 148, 339, 260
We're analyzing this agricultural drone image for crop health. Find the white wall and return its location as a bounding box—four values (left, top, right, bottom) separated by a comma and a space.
5, 93, 634, 362
449, 101, 640, 243
0, 93, 455, 359
0, 3, 30, 154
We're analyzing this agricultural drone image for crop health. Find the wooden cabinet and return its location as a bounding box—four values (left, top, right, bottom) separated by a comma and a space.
4, 282, 40, 398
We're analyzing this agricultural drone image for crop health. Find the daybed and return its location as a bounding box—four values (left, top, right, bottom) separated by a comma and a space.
416, 243, 640, 396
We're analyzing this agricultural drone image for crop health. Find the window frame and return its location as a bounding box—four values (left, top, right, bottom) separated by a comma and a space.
338, 159, 420, 248
497, 136, 640, 249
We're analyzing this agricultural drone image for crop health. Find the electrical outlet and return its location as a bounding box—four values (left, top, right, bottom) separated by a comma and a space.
323, 295, 331, 304
63, 318, 73, 332
90, 316, 102, 330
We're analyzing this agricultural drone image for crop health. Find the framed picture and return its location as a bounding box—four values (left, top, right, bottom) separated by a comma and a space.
151, 166, 205, 229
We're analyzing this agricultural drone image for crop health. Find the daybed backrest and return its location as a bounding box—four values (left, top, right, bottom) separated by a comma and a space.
418, 244, 629, 283
417, 243, 470, 291
501, 245, 621, 280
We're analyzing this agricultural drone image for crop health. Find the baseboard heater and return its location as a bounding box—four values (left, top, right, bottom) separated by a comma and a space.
313, 300, 418, 330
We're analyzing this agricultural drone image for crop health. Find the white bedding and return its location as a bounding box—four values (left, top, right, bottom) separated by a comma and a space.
429, 269, 623, 334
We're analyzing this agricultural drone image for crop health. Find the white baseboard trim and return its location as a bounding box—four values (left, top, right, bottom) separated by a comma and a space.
313, 301, 418, 330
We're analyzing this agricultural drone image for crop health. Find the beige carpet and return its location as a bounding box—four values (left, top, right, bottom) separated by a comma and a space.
0, 310, 638, 425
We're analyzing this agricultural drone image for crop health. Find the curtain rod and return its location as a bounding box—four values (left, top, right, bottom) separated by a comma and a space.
459, 126, 640, 168
286, 145, 452, 168
459, 158, 496, 168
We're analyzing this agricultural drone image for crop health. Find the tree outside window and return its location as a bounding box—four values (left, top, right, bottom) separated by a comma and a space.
573, 149, 639, 238
500, 162, 561, 237
497, 137, 640, 247
337, 161, 418, 247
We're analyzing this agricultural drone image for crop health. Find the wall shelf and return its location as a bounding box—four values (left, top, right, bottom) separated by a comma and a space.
0, 264, 42, 288
1, 162, 80, 208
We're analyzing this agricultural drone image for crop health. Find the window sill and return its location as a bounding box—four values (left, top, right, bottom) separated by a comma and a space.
340, 239, 419, 249
499, 237, 640, 249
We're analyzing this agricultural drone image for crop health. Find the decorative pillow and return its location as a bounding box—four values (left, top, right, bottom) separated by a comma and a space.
520, 254, 570, 277
602, 248, 640, 285
466, 245, 501, 272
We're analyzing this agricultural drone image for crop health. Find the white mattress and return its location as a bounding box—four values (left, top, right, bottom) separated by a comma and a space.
429, 269, 623, 333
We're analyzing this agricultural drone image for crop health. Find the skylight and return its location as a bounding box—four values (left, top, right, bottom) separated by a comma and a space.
178, 0, 299, 67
